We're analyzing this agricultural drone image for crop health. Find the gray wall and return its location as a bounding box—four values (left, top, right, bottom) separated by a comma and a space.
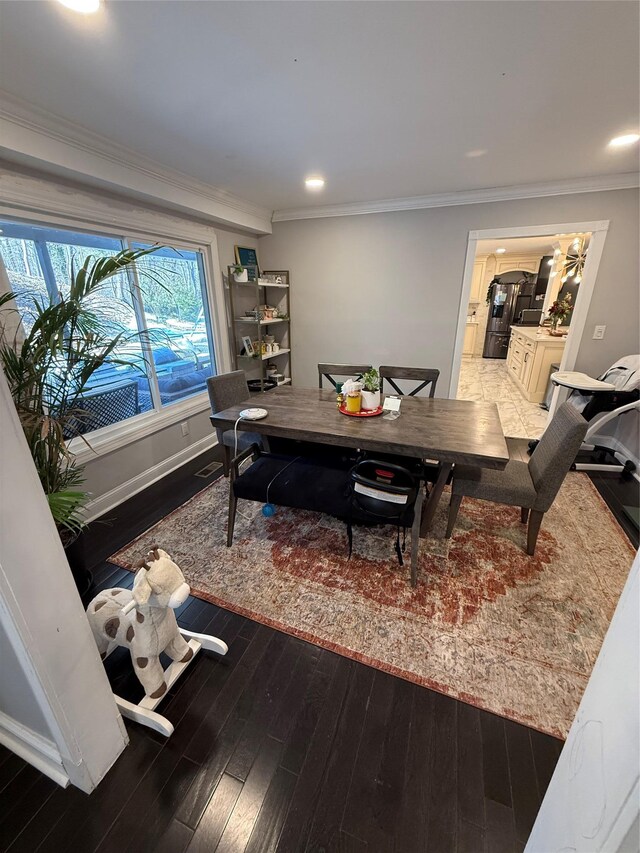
258, 189, 639, 391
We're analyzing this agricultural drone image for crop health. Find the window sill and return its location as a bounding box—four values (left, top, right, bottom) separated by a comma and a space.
69, 393, 211, 464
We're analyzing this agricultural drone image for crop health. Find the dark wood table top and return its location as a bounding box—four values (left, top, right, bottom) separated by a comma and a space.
211, 387, 509, 469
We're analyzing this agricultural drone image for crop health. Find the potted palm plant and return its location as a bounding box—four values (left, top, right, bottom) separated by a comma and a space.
0, 246, 161, 593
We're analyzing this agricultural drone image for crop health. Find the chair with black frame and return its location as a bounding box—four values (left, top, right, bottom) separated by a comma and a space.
379, 365, 440, 398
207, 371, 265, 477
377, 365, 441, 485
318, 363, 372, 389
446, 402, 588, 556
226, 446, 425, 586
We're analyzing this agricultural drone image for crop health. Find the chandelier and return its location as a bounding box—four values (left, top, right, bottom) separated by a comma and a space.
561, 236, 588, 284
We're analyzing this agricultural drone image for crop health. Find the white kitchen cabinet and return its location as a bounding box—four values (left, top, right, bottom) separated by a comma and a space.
469, 259, 486, 303
463, 323, 477, 356
495, 255, 542, 275
506, 326, 566, 403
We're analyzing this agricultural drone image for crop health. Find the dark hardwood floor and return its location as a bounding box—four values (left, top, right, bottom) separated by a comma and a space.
1, 438, 637, 853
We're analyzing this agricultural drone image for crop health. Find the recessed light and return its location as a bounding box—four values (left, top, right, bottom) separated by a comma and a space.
495, 248, 506, 254
609, 133, 640, 147
57, 0, 100, 13
465, 149, 487, 159
305, 177, 325, 190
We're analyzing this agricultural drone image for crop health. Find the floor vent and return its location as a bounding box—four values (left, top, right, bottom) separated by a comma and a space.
194, 461, 223, 478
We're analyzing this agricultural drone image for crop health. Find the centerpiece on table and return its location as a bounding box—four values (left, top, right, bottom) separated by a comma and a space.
548, 293, 573, 334
361, 367, 381, 411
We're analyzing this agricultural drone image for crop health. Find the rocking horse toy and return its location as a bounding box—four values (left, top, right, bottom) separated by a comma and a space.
86, 546, 228, 736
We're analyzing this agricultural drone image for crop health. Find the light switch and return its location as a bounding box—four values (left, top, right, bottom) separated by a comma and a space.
592, 325, 606, 340
181, 421, 190, 436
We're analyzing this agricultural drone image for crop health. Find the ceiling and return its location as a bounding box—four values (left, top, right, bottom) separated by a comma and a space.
0, 1, 638, 212
476, 234, 591, 256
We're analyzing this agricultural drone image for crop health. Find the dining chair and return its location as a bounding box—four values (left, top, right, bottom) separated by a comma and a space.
379, 366, 440, 397
445, 402, 588, 555
207, 371, 264, 476
318, 363, 372, 389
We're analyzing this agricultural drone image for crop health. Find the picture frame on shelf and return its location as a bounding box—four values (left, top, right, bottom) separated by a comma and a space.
234, 246, 259, 280
241, 335, 255, 356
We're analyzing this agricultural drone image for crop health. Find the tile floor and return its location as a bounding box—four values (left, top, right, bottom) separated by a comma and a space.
457, 357, 550, 439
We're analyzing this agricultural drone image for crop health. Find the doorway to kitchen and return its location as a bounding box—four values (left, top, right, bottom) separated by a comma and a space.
450, 221, 609, 440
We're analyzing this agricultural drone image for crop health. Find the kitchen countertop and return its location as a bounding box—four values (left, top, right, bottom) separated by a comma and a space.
510, 325, 568, 343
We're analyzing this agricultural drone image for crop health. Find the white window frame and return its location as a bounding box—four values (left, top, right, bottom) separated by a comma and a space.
0, 197, 230, 464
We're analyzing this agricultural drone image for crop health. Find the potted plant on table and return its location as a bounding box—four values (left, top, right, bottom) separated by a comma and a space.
0, 246, 161, 594
547, 293, 573, 334
361, 367, 381, 411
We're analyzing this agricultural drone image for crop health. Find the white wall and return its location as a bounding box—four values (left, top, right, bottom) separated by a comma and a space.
258, 189, 639, 391
0, 365, 128, 790
526, 551, 639, 852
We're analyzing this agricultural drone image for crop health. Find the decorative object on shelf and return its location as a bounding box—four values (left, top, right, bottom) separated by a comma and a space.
548, 293, 573, 334
241, 335, 255, 356
234, 246, 259, 280
560, 236, 588, 284
86, 546, 228, 737
262, 270, 290, 286
231, 263, 248, 283
361, 367, 381, 411
263, 306, 276, 320
0, 245, 162, 594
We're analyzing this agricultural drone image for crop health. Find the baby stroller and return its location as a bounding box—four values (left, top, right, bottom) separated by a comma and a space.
529, 355, 639, 479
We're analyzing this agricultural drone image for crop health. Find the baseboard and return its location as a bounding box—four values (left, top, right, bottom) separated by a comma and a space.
84, 434, 217, 523
0, 710, 69, 788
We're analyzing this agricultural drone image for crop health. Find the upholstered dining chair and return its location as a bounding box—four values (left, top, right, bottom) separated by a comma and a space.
318, 363, 372, 389
207, 371, 265, 476
379, 366, 440, 397
445, 402, 588, 555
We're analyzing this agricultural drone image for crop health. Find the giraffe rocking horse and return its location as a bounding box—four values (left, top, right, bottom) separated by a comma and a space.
86, 546, 228, 736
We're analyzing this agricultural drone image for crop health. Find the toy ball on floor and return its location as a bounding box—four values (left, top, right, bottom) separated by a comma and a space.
262, 503, 276, 517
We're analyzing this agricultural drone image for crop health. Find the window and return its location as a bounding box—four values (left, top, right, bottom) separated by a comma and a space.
0, 221, 217, 435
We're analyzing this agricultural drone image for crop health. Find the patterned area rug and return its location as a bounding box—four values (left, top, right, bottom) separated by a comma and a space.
110, 472, 634, 738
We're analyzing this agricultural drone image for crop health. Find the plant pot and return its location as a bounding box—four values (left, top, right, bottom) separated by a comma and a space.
61, 531, 93, 596
361, 389, 381, 411
233, 269, 249, 283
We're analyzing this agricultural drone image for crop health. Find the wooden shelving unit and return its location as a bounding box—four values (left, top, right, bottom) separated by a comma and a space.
228, 266, 292, 392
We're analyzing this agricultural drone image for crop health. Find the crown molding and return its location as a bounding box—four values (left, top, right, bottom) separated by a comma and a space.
272, 172, 640, 222
0, 91, 272, 235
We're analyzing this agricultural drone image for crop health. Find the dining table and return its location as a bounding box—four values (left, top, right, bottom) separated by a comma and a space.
210, 386, 510, 542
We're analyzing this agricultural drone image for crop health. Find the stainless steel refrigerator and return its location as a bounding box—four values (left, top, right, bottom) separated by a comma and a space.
482, 275, 535, 358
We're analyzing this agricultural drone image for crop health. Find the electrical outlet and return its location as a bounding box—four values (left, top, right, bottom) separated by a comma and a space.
181, 421, 190, 436
592, 325, 606, 340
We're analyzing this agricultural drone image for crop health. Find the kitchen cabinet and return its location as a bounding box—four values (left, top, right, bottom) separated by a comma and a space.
506, 326, 566, 403
495, 255, 542, 276
469, 259, 486, 303
463, 323, 477, 356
